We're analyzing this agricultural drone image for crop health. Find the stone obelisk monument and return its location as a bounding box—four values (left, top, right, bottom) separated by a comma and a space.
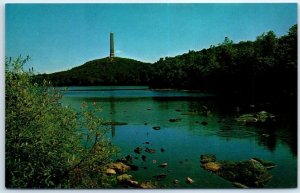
110, 32, 115, 59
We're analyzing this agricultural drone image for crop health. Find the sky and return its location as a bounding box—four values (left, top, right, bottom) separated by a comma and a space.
5, 3, 298, 73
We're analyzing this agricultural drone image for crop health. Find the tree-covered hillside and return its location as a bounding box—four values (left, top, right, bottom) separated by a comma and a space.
35, 57, 151, 86
149, 24, 297, 103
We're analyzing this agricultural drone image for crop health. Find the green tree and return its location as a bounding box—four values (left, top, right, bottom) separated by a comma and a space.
6, 57, 116, 188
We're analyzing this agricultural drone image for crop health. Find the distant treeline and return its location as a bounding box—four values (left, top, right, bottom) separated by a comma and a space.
35, 24, 297, 102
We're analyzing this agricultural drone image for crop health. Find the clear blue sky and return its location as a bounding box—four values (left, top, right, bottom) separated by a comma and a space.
6, 3, 297, 73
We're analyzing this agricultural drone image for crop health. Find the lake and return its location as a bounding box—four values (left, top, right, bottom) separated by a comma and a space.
60, 86, 297, 188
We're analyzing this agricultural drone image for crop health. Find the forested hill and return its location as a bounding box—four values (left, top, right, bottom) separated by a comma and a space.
35, 57, 151, 86
149, 24, 297, 103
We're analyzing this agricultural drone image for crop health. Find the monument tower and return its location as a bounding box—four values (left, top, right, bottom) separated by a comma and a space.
110, 32, 115, 58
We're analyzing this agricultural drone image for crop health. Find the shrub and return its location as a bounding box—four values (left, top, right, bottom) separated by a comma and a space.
5, 57, 116, 188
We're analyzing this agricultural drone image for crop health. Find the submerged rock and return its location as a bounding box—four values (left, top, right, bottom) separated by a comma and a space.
201, 121, 208, 126
160, 148, 165, 152
181, 111, 198, 116
169, 118, 182, 122
236, 111, 275, 123
156, 173, 167, 180
104, 121, 128, 126
129, 164, 139, 171
200, 154, 216, 164
134, 147, 142, 154
153, 126, 161, 130
142, 155, 147, 161
145, 147, 156, 154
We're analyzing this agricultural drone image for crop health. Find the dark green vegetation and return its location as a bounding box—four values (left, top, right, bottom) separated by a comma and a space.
5, 57, 116, 188
150, 24, 297, 105
35, 57, 151, 86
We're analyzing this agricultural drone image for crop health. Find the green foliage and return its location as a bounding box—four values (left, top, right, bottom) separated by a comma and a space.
149, 24, 297, 103
6, 57, 116, 188
35, 57, 151, 86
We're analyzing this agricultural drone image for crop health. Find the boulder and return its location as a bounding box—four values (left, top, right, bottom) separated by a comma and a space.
160, 148, 165, 152
186, 177, 194, 184
252, 158, 276, 169
117, 174, 132, 183
142, 155, 147, 161
200, 155, 274, 187
139, 181, 156, 189
105, 168, 116, 175
200, 154, 216, 164
153, 126, 161, 130
125, 180, 139, 188
202, 162, 221, 172
108, 162, 131, 174
216, 159, 272, 187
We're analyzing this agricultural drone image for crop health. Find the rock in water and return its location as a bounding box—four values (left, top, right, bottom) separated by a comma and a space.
153, 126, 161, 130
139, 181, 156, 189
217, 159, 272, 187
200, 155, 274, 187
200, 154, 216, 163
142, 155, 147, 161
105, 168, 116, 175
117, 174, 132, 183
236, 111, 275, 123
201, 121, 208, 126
145, 147, 156, 154
173, 179, 180, 184
160, 148, 165, 152
169, 118, 181, 122
134, 147, 142, 154
202, 162, 221, 172
251, 158, 276, 169
156, 173, 167, 180
186, 177, 194, 184
233, 182, 248, 188
108, 162, 131, 174
125, 180, 139, 188
159, 163, 168, 168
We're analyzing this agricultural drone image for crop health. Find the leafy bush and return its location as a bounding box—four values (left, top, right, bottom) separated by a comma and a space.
5, 57, 116, 188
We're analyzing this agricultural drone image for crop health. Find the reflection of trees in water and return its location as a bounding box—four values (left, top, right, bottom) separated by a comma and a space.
188, 99, 297, 157
109, 97, 116, 138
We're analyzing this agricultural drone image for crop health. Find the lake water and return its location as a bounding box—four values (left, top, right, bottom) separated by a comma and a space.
61, 86, 297, 188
